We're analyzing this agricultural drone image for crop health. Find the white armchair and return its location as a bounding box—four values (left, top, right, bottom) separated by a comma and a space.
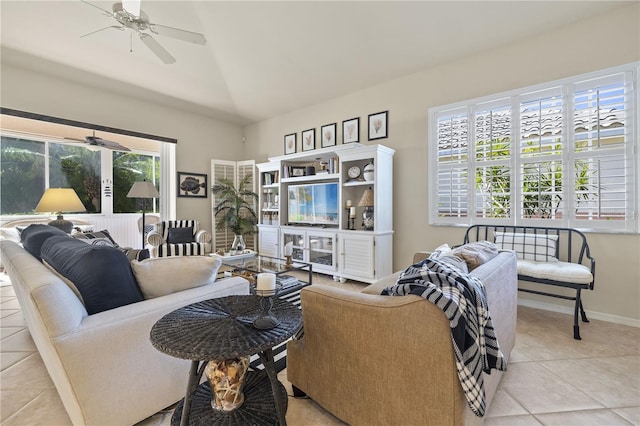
146, 219, 211, 257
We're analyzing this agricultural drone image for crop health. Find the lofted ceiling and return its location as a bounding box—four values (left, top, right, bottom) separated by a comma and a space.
0, 1, 633, 126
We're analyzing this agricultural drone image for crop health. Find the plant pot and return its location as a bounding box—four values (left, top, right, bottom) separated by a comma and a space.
231, 234, 245, 252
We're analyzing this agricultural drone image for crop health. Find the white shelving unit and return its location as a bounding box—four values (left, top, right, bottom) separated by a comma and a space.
256, 143, 394, 284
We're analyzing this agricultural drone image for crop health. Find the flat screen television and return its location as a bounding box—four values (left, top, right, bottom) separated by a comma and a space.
287, 182, 339, 226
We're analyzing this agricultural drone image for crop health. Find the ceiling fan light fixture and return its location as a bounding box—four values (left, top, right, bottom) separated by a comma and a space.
122, 0, 141, 17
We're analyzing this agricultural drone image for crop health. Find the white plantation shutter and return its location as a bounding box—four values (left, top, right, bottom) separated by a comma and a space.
211, 159, 256, 252
474, 101, 511, 220
429, 63, 638, 233
236, 160, 257, 251
432, 109, 469, 223
518, 88, 564, 222
571, 72, 633, 230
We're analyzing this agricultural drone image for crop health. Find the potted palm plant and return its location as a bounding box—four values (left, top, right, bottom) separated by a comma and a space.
211, 175, 258, 253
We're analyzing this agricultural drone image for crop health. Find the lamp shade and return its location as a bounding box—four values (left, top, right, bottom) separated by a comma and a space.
358, 188, 374, 207
127, 181, 159, 199
35, 188, 86, 214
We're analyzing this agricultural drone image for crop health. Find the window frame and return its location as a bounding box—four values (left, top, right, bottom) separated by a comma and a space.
429, 62, 639, 234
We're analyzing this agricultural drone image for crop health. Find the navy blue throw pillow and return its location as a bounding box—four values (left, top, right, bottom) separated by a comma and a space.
20, 224, 70, 261
167, 227, 194, 244
41, 236, 143, 315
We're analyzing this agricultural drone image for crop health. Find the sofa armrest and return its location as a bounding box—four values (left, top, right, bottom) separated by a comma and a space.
287, 285, 466, 426
147, 231, 164, 247
195, 229, 211, 244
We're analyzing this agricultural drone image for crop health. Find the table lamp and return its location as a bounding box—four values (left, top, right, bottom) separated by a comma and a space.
358, 187, 374, 231
127, 180, 160, 249
35, 188, 86, 233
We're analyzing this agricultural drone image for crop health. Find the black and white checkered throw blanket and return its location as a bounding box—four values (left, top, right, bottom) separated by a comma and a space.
382, 258, 507, 417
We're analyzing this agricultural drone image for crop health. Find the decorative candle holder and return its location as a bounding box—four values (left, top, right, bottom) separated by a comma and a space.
285, 255, 293, 268
253, 294, 280, 329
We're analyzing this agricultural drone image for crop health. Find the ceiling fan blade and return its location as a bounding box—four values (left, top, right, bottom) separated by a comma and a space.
87, 136, 131, 152
139, 33, 176, 64
149, 24, 207, 45
80, 0, 114, 17
122, 0, 141, 17
80, 25, 124, 39
63, 137, 86, 143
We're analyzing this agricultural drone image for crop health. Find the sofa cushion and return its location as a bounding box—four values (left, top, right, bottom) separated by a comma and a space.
131, 255, 222, 299
72, 229, 118, 247
41, 236, 143, 315
451, 241, 499, 271
494, 231, 558, 262
166, 227, 194, 244
517, 259, 593, 284
20, 224, 70, 261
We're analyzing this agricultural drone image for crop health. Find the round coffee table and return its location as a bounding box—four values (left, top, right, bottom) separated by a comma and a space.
150, 295, 302, 426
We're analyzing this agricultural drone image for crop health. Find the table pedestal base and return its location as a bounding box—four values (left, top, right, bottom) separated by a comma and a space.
171, 371, 288, 425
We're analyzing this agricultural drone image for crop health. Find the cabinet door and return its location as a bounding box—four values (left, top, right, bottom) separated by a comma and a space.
258, 227, 279, 258
340, 234, 375, 280
307, 232, 336, 271
282, 231, 305, 262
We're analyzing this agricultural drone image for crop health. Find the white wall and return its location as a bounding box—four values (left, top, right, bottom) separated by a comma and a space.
244, 4, 640, 324
1, 61, 245, 232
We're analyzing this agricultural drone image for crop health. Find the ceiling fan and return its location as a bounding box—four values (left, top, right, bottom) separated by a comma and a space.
80, 0, 207, 64
65, 131, 131, 151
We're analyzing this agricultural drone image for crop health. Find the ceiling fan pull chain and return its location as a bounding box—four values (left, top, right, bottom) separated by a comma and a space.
130, 32, 133, 53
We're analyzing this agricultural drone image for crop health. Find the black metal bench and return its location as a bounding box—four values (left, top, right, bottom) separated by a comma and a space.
463, 225, 596, 340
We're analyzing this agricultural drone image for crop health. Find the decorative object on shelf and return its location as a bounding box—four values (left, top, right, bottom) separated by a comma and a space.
342, 117, 360, 144
284, 133, 296, 155
363, 161, 374, 182
321, 122, 337, 148
204, 356, 250, 412
349, 206, 357, 230
305, 166, 316, 176
212, 175, 258, 252
177, 171, 207, 198
347, 165, 361, 181
368, 110, 388, 141
126, 180, 160, 248
319, 160, 329, 172
359, 187, 374, 231
302, 128, 316, 151
35, 187, 87, 233
290, 166, 306, 177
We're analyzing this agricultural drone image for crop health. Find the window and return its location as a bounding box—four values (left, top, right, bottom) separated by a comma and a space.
0, 134, 159, 216
429, 63, 638, 233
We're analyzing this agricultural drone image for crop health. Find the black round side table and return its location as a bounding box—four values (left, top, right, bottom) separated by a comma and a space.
150, 295, 302, 426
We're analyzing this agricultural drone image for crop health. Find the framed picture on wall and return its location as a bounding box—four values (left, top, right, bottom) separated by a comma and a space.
342, 117, 359, 144
284, 133, 297, 155
368, 110, 388, 140
302, 128, 315, 151
177, 172, 207, 198
321, 123, 337, 148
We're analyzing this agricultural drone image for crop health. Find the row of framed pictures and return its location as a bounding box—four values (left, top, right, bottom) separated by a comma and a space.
284, 110, 388, 155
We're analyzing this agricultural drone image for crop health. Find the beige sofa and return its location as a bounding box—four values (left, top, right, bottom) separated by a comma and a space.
0, 240, 250, 426
287, 250, 518, 426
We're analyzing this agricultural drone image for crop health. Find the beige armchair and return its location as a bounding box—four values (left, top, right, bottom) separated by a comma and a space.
287, 250, 518, 426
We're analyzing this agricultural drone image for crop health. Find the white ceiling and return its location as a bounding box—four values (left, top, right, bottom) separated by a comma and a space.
0, 1, 632, 125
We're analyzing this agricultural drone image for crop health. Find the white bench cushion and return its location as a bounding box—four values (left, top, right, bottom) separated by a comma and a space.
517, 260, 593, 285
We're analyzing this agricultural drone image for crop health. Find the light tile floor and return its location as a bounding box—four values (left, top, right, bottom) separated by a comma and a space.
1, 271, 639, 425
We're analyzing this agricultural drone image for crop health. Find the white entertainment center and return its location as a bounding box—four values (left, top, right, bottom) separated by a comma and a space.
256, 143, 394, 284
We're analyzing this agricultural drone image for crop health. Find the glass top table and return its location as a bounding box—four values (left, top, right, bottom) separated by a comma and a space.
221, 255, 313, 296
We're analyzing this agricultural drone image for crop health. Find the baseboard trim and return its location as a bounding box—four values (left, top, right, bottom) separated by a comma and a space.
517, 298, 640, 328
